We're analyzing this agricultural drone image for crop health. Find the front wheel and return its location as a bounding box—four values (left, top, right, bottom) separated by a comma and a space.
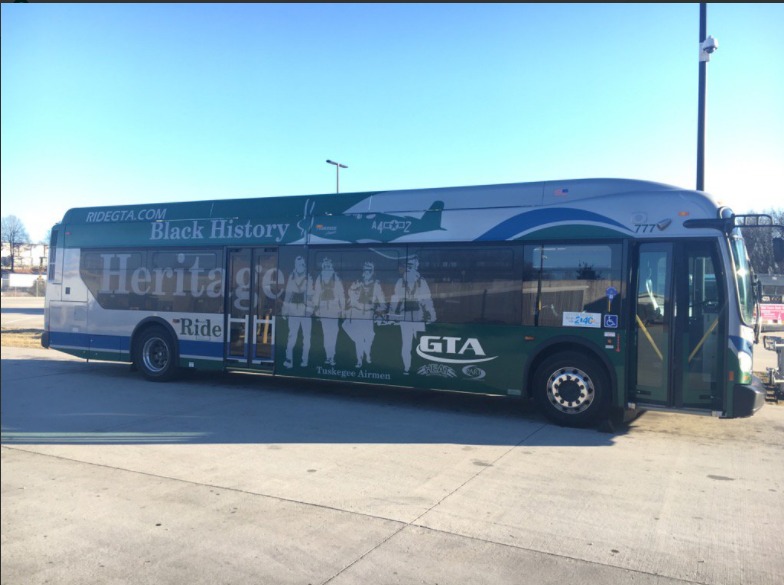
134, 326, 179, 382
533, 352, 609, 427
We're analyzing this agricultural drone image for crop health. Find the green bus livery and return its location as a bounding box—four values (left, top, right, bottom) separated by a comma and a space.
42, 178, 782, 427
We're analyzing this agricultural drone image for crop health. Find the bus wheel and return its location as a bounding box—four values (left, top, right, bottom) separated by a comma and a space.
533, 352, 609, 427
134, 326, 178, 382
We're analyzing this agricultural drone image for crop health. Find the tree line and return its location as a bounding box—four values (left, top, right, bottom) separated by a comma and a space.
1, 215, 31, 272
741, 208, 784, 275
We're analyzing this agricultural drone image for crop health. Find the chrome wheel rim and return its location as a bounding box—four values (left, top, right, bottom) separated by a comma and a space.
142, 337, 169, 373
547, 366, 595, 414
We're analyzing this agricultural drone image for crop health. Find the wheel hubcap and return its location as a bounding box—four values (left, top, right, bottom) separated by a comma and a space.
547, 367, 595, 414
142, 337, 169, 373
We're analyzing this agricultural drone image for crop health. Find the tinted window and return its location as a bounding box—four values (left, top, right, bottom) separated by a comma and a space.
80, 249, 223, 312
408, 246, 522, 325
47, 227, 60, 282
149, 251, 223, 313
526, 244, 623, 327
304, 247, 404, 321
81, 251, 147, 310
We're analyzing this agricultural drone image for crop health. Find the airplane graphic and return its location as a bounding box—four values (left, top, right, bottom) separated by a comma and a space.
311, 200, 446, 243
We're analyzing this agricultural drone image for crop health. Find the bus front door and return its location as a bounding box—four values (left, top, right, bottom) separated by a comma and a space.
632, 242, 725, 412
226, 248, 281, 370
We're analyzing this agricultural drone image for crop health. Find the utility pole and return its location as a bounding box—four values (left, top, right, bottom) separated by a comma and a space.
696, 3, 718, 191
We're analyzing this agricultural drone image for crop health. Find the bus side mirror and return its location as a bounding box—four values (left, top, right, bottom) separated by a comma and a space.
773, 238, 784, 263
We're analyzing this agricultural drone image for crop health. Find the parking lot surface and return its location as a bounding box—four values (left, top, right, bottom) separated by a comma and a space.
0, 296, 44, 330
2, 344, 783, 585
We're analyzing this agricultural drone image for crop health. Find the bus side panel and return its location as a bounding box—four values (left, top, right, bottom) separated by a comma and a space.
170, 312, 226, 371
59, 248, 88, 302
47, 301, 90, 359
82, 305, 227, 368
275, 319, 525, 394
274, 319, 621, 398
47, 247, 91, 357
48, 304, 229, 368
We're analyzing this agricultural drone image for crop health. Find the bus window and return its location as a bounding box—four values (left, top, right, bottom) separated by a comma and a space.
80, 249, 223, 313
47, 227, 60, 282
530, 244, 623, 327
149, 251, 223, 313
81, 250, 146, 310
305, 246, 404, 321
411, 246, 522, 325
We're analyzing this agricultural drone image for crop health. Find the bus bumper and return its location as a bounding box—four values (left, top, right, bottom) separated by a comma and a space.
732, 376, 766, 417
41, 330, 50, 349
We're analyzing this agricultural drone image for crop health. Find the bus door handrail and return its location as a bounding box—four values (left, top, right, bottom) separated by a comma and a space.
635, 315, 663, 361
688, 317, 719, 364
687, 300, 727, 364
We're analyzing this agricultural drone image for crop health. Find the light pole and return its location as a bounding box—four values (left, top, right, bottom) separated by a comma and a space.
696, 3, 718, 191
326, 159, 348, 193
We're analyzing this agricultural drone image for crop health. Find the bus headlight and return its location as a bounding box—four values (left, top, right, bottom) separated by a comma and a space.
738, 351, 753, 384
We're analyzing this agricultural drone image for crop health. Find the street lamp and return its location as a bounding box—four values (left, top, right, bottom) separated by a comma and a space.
696, 2, 718, 191
326, 159, 348, 193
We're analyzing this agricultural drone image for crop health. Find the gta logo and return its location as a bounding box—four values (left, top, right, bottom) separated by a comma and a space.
415, 335, 498, 364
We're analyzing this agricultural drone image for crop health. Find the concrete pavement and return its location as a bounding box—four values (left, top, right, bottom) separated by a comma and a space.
2, 345, 783, 585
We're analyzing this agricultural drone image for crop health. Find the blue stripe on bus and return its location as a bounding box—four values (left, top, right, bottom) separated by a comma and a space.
49, 331, 127, 352
475, 208, 630, 241
729, 335, 752, 355
180, 339, 223, 358
49, 331, 224, 359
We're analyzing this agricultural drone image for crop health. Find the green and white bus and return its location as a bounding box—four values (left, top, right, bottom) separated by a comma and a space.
42, 178, 782, 427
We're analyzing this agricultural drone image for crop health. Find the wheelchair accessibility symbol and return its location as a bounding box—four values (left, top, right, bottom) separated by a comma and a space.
604, 314, 618, 329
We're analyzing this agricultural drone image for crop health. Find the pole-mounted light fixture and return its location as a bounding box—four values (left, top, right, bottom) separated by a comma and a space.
696, 3, 718, 192
326, 159, 348, 193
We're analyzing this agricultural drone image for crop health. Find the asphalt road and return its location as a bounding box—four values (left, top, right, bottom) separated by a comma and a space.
2, 343, 783, 585
0, 295, 45, 330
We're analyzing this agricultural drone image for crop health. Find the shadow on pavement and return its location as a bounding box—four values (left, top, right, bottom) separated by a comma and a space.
1, 357, 622, 448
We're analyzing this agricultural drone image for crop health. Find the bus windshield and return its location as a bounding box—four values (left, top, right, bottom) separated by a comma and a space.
730, 235, 755, 325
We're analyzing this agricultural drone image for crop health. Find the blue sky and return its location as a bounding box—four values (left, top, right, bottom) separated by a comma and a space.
2, 3, 782, 242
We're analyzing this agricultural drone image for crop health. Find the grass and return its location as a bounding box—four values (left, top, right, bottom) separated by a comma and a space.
1, 328, 44, 349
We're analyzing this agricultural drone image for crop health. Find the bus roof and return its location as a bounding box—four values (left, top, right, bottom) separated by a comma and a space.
57, 178, 725, 247
61, 178, 704, 222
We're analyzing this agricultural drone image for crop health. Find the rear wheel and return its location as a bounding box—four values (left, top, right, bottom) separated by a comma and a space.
134, 326, 178, 382
533, 352, 609, 427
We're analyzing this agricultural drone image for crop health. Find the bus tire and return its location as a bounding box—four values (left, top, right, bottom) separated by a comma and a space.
533, 352, 609, 427
134, 326, 179, 382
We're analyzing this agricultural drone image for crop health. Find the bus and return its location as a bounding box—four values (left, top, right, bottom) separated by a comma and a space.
41, 178, 783, 427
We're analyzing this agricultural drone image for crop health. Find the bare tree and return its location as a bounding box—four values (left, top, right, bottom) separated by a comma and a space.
1, 215, 30, 272
741, 208, 784, 275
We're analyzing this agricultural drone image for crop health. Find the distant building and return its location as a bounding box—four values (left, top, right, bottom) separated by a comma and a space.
1, 242, 48, 272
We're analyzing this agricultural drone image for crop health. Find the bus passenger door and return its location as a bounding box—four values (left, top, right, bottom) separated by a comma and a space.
226, 248, 280, 369
674, 242, 724, 410
632, 244, 673, 405
632, 242, 724, 412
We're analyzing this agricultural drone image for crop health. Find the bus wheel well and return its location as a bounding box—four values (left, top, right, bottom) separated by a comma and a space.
526, 343, 612, 400
130, 319, 180, 369
529, 347, 611, 427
